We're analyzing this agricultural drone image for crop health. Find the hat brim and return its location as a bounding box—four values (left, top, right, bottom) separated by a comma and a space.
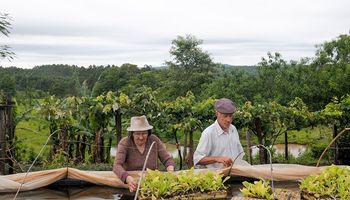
127, 125, 153, 132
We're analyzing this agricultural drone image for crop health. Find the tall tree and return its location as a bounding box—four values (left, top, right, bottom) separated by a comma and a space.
164, 35, 218, 98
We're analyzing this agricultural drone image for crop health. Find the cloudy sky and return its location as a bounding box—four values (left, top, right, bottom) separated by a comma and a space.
1, 0, 349, 68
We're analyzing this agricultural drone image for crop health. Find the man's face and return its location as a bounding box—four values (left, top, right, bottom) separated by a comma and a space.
216, 111, 233, 132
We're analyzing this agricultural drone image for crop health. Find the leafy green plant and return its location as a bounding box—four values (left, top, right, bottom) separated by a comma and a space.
240, 179, 274, 200
139, 168, 229, 199
300, 164, 350, 199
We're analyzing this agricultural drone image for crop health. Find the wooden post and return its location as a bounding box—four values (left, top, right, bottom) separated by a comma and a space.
284, 131, 289, 161
0, 105, 6, 175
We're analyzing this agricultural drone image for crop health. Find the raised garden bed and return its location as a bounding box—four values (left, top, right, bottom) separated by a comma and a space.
233, 165, 350, 200
138, 168, 229, 200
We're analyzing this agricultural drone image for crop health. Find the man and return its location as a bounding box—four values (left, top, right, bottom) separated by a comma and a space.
193, 98, 247, 168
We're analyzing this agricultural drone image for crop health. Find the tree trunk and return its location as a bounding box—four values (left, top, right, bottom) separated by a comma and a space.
183, 130, 188, 168
68, 132, 74, 160
115, 110, 122, 144
49, 124, 59, 162
172, 127, 182, 170
100, 133, 105, 163
59, 127, 68, 153
93, 128, 103, 163
284, 131, 289, 160
246, 130, 253, 164
187, 128, 194, 167
255, 117, 267, 164
80, 135, 87, 162
75, 134, 81, 162
106, 137, 112, 162
333, 124, 338, 164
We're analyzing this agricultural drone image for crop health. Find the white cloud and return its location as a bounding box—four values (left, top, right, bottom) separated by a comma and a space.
1, 0, 349, 68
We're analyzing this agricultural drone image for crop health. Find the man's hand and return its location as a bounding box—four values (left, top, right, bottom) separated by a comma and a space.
126, 176, 138, 192
215, 156, 233, 167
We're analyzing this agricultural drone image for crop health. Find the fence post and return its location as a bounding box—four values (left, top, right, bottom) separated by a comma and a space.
0, 105, 6, 174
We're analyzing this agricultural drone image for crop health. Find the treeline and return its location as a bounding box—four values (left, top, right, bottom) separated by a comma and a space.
1, 34, 350, 111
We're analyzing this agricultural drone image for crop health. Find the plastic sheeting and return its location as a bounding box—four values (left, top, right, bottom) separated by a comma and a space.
0, 164, 328, 193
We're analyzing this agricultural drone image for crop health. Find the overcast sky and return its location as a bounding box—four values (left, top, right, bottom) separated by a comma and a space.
1, 0, 349, 68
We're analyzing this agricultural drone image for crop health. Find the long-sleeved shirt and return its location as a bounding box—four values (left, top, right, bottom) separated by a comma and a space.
193, 120, 245, 168
113, 134, 175, 183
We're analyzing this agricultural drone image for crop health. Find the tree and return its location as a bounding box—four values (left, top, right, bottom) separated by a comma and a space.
164, 35, 218, 98
0, 13, 15, 61
320, 95, 350, 165
92, 64, 140, 96
0, 72, 15, 95
255, 52, 287, 103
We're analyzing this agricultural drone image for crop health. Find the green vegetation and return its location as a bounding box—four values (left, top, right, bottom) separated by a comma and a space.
240, 179, 274, 200
1, 32, 350, 171
139, 168, 228, 199
300, 165, 350, 199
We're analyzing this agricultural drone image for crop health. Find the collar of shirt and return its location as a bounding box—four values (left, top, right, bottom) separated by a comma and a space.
214, 120, 231, 136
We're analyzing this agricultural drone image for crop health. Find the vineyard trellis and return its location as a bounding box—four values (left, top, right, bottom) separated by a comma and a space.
1, 90, 349, 173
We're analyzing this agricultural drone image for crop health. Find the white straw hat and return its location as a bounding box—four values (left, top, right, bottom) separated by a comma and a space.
127, 115, 153, 131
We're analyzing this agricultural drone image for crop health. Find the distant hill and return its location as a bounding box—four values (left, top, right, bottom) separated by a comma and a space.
223, 64, 258, 74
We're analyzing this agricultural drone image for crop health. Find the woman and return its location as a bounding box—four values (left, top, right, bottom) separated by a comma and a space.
113, 115, 175, 192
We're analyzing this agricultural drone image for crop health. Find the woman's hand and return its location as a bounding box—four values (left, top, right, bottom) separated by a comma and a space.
126, 176, 138, 192
166, 165, 175, 173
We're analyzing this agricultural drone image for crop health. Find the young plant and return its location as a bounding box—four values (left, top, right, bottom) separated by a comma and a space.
299, 164, 350, 199
139, 168, 229, 199
240, 179, 274, 200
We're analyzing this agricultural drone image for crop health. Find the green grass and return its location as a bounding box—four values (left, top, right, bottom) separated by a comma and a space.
274, 126, 333, 145
16, 119, 50, 153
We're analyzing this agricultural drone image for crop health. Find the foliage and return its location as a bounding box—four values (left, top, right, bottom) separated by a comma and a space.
3, 33, 350, 169
240, 179, 274, 200
0, 12, 15, 61
300, 164, 350, 199
0, 72, 16, 95
164, 34, 218, 98
92, 64, 140, 96
128, 86, 161, 128
320, 95, 350, 165
140, 168, 228, 199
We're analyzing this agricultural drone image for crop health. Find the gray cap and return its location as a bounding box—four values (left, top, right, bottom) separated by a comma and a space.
214, 98, 236, 114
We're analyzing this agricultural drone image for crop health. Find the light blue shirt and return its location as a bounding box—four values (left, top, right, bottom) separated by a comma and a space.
193, 120, 245, 168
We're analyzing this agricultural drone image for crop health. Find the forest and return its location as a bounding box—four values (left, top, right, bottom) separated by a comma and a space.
1, 12, 350, 173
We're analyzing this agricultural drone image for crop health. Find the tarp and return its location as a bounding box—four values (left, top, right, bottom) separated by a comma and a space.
0, 164, 329, 193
